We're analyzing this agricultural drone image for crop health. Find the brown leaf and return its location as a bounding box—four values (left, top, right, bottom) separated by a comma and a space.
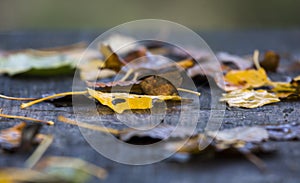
139, 75, 179, 96
86, 80, 143, 94
0, 123, 41, 152
100, 44, 126, 72
0, 123, 26, 151
260, 51, 280, 72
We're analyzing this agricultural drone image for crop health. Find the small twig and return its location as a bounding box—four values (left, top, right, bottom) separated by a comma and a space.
177, 88, 201, 96
0, 112, 54, 126
25, 135, 54, 169
58, 116, 120, 135
0, 94, 36, 101
21, 91, 88, 109
253, 50, 261, 70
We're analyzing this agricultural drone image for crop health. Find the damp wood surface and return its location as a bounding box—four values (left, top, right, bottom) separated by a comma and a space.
0, 31, 300, 183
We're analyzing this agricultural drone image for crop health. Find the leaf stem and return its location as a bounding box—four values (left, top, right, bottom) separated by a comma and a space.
253, 50, 261, 70
0, 94, 36, 101
177, 88, 201, 96
0, 113, 54, 125
21, 91, 88, 109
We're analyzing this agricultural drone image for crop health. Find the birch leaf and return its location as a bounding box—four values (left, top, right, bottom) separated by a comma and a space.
220, 89, 280, 108
271, 75, 300, 98
100, 44, 125, 72
87, 88, 181, 113
223, 68, 270, 91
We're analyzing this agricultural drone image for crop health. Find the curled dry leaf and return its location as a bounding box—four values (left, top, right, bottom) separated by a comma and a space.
87, 88, 181, 113
220, 89, 280, 108
139, 75, 179, 96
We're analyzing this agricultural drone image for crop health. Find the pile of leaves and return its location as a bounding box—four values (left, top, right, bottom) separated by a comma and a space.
1, 34, 300, 182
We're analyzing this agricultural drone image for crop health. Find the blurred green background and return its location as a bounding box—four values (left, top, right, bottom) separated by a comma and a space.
0, 0, 299, 31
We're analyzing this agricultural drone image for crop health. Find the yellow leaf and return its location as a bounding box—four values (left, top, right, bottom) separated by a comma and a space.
100, 44, 125, 72
270, 75, 300, 98
223, 68, 270, 91
87, 89, 181, 113
220, 89, 280, 108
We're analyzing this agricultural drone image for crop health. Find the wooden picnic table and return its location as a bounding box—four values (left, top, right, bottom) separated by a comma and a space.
0, 30, 300, 183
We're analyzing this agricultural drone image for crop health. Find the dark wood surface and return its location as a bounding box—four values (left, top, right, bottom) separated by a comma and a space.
0, 30, 300, 183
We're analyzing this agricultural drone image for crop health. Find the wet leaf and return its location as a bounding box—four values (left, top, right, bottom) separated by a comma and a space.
220, 89, 280, 108
87, 88, 181, 113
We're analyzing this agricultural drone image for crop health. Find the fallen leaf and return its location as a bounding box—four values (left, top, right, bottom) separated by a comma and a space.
220, 89, 280, 108
0, 156, 107, 183
119, 124, 195, 143
139, 75, 178, 96
87, 88, 181, 113
34, 156, 107, 182
207, 126, 269, 149
0, 123, 41, 152
260, 51, 280, 72
100, 44, 126, 72
265, 123, 300, 141
86, 80, 143, 94
216, 52, 253, 70
77, 59, 116, 81
271, 75, 300, 98
222, 68, 270, 91
0, 123, 26, 151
